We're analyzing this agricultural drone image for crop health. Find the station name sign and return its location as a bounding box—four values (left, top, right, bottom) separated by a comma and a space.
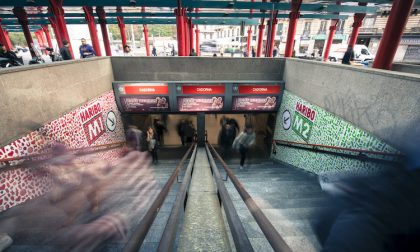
122, 83, 169, 95
182, 85, 225, 95
238, 85, 281, 95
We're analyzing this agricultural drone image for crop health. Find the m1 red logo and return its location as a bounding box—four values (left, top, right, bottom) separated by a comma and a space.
124, 85, 169, 95
80, 103, 105, 145
182, 85, 225, 94
238, 85, 281, 94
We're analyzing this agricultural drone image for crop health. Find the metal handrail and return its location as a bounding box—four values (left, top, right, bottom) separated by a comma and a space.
157, 144, 198, 252
208, 143, 292, 252
273, 139, 402, 157
123, 143, 195, 252
205, 143, 254, 252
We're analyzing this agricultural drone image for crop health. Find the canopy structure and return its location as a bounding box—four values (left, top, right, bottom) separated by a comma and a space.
0, 0, 417, 69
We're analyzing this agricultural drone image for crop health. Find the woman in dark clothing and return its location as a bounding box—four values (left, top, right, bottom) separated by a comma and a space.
59, 40, 72, 60
146, 126, 158, 164
342, 46, 354, 65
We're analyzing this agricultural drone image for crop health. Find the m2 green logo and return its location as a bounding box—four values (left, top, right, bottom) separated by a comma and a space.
292, 102, 317, 142
292, 113, 313, 142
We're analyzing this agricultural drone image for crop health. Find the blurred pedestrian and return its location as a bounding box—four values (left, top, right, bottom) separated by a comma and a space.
251, 46, 256, 57
146, 126, 158, 164
79, 38, 95, 58
219, 121, 236, 159
189, 49, 197, 56
59, 40, 72, 60
273, 45, 279, 57
153, 119, 167, 145
152, 46, 157, 56
342, 46, 354, 65
185, 121, 195, 145
232, 124, 256, 169
123, 45, 133, 56
126, 125, 143, 151
177, 120, 187, 146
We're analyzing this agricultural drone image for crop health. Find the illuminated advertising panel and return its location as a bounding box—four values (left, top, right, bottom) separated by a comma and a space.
232, 96, 278, 111
120, 96, 170, 113
177, 96, 224, 112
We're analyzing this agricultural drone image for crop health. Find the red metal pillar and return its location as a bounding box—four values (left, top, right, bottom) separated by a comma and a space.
4, 31, 13, 50
268, 18, 278, 57
0, 20, 12, 50
83, 6, 102, 56
39, 29, 47, 47
41, 25, 53, 48
48, 16, 62, 47
189, 18, 194, 54
256, 19, 265, 57
35, 31, 41, 46
13, 7, 36, 57
117, 7, 127, 48
373, 0, 415, 70
141, 7, 150, 56
96, 7, 112, 56
49, 0, 74, 58
175, 8, 186, 56
348, 2, 367, 49
143, 24, 150, 56
246, 27, 252, 57
285, 0, 302, 57
184, 12, 190, 55
195, 8, 200, 56
323, 19, 339, 61
195, 25, 200, 56
35, 30, 42, 46
256, 0, 267, 57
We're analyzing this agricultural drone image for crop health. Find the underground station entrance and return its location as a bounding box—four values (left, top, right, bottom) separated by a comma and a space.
118, 82, 281, 156
115, 81, 287, 251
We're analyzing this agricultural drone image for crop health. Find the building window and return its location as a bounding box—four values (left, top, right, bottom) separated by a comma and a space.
336, 20, 345, 34
319, 21, 327, 34
363, 18, 375, 28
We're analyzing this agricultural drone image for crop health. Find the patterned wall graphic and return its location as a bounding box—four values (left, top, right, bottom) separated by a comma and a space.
0, 91, 126, 212
272, 90, 399, 176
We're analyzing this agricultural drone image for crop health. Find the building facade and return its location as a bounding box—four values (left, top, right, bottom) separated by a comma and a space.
199, 8, 420, 62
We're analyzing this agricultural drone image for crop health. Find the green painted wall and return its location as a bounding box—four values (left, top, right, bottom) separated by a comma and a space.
272, 90, 399, 176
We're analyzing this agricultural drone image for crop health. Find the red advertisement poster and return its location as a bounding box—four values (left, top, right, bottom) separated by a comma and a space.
178, 96, 224, 112
238, 85, 281, 95
182, 85, 225, 94
123, 84, 169, 95
120, 96, 170, 112
232, 96, 278, 111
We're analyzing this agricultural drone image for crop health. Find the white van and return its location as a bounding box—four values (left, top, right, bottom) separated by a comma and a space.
329, 44, 375, 62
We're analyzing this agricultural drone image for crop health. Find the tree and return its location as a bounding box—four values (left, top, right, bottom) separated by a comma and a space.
8, 32, 28, 47
148, 25, 175, 37
108, 24, 175, 40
